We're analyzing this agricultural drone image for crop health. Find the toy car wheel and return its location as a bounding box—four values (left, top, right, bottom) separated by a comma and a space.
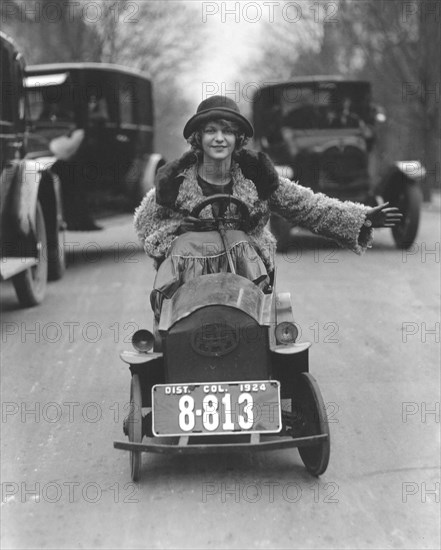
292, 373, 330, 476
391, 184, 422, 249
128, 374, 143, 482
12, 201, 48, 307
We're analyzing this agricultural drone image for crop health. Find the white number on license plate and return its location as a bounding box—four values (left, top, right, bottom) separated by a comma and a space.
152, 381, 281, 436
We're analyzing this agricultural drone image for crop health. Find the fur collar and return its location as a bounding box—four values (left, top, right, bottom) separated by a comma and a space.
155, 149, 279, 207
174, 162, 261, 219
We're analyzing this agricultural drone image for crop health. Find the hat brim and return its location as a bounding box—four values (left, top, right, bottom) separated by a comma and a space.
183, 108, 254, 139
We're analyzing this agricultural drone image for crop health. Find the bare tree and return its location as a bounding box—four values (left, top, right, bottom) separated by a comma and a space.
2, 0, 208, 159
243, 0, 440, 199
1, 0, 102, 62
88, 1, 208, 158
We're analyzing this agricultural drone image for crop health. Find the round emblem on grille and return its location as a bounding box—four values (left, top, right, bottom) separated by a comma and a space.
191, 323, 239, 357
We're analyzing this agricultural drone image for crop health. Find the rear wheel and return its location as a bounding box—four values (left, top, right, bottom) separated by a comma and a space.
12, 201, 48, 307
128, 374, 143, 482
47, 224, 66, 281
391, 184, 422, 249
292, 373, 330, 476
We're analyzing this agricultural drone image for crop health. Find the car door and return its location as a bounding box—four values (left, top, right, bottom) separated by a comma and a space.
0, 35, 25, 231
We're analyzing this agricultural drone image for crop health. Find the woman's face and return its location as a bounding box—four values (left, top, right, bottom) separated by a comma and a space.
201, 120, 237, 162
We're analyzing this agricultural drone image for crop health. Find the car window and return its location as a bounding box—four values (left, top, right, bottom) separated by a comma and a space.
0, 48, 14, 124
27, 86, 75, 124
87, 94, 109, 125
119, 79, 135, 125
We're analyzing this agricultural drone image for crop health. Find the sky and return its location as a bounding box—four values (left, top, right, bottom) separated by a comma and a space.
182, 1, 263, 107
181, 1, 322, 113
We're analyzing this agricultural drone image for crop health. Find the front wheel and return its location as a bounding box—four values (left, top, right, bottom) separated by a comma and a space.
12, 201, 48, 307
292, 373, 330, 476
128, 374, 143, 482
391, 184, 422, 249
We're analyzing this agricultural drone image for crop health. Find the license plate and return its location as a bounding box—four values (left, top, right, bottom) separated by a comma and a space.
152, 380, 281, 437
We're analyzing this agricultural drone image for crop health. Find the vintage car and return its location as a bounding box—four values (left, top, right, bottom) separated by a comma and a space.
24, 62, 165, 228
252, 77, 423, 250
114, 195, 330, 481
0, 32, 65, 307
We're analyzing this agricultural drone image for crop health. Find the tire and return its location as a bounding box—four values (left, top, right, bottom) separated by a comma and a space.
47, 225, 66, 281
12, 201, 48, 307
269, 214, 292, 252
128, 374, 143, 482
391, 184, 422, 249
291, 373, 330, 476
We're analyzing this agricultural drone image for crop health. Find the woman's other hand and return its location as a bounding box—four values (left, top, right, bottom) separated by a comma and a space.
365, 202, 403, 228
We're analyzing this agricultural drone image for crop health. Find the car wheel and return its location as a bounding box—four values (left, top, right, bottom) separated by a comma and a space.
391, 184, 422, 249
128, 374, 143, 482
47, 223, 66, 281
292, 373, 330, 476
12, 201, 48, 307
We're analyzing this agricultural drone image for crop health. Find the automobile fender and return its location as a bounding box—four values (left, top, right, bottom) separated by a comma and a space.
8, 158, 43, 237
377, 161, 425, 200
35, 156, 65, 232
7, 157, 59, 237
139, 153, 166, 196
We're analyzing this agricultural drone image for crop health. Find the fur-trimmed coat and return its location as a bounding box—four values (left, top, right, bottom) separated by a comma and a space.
134, 151, 373, 271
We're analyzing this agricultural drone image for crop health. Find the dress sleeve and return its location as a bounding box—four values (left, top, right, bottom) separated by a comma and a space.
269, 177, 373, 254
134, 189, 184, 260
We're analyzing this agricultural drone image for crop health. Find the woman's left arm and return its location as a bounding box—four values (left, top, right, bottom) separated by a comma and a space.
269, 178, 401, 254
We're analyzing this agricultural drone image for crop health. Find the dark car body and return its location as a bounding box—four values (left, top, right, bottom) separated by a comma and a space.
1, 32, 65, 306
252, 77, 422, 249
253, 77, 376, 201
24, 62, 165, 224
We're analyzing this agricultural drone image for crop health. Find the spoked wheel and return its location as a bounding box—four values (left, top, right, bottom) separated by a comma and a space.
128, 374, 143, 482
391, 184, 422, 249
291, 373, 330, 476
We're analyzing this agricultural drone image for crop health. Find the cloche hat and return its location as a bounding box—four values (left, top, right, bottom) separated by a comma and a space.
183, 95, 254, 139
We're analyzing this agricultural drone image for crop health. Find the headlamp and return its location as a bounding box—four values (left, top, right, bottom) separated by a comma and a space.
275, 322, 298, 345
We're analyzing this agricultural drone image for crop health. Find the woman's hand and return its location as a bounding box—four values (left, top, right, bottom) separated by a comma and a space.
365, 202, 403, 228
179, 216, 202, 233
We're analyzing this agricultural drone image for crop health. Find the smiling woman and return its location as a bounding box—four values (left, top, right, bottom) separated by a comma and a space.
134, 95, 402, 319
187, 119, 247, 184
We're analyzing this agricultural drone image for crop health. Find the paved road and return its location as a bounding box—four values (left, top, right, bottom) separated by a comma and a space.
1, 204, 440, 549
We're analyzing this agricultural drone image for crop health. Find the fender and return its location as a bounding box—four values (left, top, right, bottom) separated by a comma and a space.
139, 153, 166, 197
1, 157, 60, 250
36, 156, 65, 233
393, 161, 426, 181
8, 159, 40, 237
377, 160, 425, 199
10, 157, 57, 236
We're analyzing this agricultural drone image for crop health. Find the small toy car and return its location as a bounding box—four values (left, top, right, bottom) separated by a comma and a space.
114, 195, 330, 481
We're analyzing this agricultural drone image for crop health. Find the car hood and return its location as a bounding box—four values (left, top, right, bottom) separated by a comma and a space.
159, 273, 273, 331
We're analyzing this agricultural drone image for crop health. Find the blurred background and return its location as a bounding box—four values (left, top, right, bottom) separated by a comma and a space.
2, 0, 439, 200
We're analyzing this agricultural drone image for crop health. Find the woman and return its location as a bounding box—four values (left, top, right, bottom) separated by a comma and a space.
134, 96, 401, 313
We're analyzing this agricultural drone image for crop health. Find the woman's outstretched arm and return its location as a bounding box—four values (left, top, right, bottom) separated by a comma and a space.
269, 178, 374, 254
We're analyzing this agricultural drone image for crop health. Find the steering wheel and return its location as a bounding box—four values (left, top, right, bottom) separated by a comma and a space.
190, 194, 250, 227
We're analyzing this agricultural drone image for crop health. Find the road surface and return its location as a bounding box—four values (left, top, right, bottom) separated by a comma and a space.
1, 203, 440, 549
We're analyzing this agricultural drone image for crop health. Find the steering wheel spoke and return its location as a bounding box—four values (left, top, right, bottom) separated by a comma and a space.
190, 194, 250, 227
